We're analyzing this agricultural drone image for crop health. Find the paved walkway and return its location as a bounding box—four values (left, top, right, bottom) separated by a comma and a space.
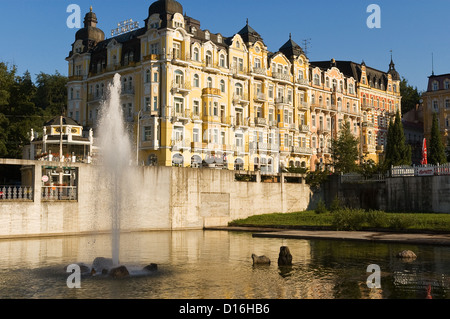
206, 227, 450, 246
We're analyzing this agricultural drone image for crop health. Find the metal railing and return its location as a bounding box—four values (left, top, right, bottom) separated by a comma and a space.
341, 173, 387, 183
391, 164, 450, 177
41, 186, 77, 201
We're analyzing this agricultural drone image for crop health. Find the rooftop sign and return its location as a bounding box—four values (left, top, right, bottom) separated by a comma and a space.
111, 19, 139, 37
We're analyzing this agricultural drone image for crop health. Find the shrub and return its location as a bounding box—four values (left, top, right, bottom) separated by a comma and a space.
388, 214, 416, 230
366, 210, 389, 228
315, 200, 328, 214
332, 208, 366, 231
329, 196, 342, 212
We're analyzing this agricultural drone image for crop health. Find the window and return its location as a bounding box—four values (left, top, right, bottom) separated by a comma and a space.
433, 100, 439, 112
207, 77, 213, 88
193, 100, 200, 115
314, 74, 320, 86
235, 83, 243, 96
193, 47, 199, 61
174, 70, 184, 86
254, 58, 261, 69
153, 97, 158, 111
312, 136, 317, 149
150, 43, 159, 55
268, 85, 274, 98
219, 54, 226, 67
145, 69, 151, 83
446, 80, 450, 90
193, 128, 200, 143
193, 74, 200, 87
312, 114, 316, 127
446, 99, 450, 109
174, 97, 184, 114
433, 82, 439, 91
153, 72, 158, 82
145, 97, 151, 112
144, 126, 152, 141
220, 80, 225, 93
206, 51, 213, 66
173, 42, 181, 59
205, 31, 210, 40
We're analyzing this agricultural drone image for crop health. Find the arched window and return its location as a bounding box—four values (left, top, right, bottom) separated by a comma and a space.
219, 54, 226, 68
207, 77, 213, 88
193, 47, 199, 61
193, 74, 200, 87
314, 74, 320, 86
174, 70, 184, 85
206, 50, 213, 66
220, 79, 225, 93
235, 83, 243, 96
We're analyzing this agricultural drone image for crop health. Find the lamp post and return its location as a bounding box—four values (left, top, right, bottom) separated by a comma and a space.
136, 109, 142, 166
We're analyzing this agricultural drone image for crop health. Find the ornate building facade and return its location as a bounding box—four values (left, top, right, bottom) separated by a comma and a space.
422, 73, 450, 152
66, 0, 402, 172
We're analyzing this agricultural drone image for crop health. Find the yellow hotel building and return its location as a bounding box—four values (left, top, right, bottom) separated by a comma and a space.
66, 0, 402, 172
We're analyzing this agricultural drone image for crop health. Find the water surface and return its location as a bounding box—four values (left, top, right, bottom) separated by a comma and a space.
0, 230, 449, 299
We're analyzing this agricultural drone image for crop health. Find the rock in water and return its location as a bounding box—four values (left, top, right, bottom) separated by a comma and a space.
278, 246, 292, 266
92, 257, 114, 272
109, 266, 130, 278
251, 254, 271, 265
397, 250, 417, 259
143, 263, 158, 272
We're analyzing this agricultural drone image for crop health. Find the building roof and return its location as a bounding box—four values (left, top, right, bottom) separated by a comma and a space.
44, 116, 80, 127
278, 35, 305, 60
237, 21, 264, 44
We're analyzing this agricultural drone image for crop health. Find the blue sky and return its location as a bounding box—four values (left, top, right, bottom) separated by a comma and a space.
0, 0, 449, 92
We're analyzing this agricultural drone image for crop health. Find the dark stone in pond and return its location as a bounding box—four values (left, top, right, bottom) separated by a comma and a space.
278, 246, 292, 266
109, 266, 130, 278
64, 263, 90, 274
251, 254, 271, 265
143, 263, 158, 271
92, 257, 113, 272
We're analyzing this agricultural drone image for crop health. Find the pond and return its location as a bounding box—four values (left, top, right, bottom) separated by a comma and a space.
0, 230, 449, 299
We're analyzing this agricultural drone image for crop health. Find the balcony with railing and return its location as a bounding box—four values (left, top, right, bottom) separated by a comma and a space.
298, 101, 309, 111
202, 87, 221, 97
171, 81, 192, 94
272, 71, 291, 82
275, 96, 292, 106
363, 144, 376, 153
202, 60, 220, 73
170, 108, 191, 123
254, 117, 267, 127
291, 146, 313, 155
299, 124, 310, 133
231, 66, 249, 79
42, 186, 77, 201
254, 92, 267, 102
251, 67, 267, 77
121, 86, 135, 96
317, 127, 331, 136
233, 93, 249, 105
0, 185, 34, 201
170, 52, 191, 66
171, 138, 191, 151
296, 78, 309, 86
87, 93, 105, 103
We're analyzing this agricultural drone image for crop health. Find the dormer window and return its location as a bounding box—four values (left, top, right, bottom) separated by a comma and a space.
433, 81, 439, 91
445, 80, 450, 90
205, 31, 210, 40
217, 35, 222, 43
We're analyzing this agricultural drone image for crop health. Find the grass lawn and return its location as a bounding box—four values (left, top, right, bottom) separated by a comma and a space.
229, 210, 450, 233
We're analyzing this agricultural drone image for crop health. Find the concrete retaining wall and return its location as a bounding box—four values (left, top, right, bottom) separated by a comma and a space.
0, 160, 315, 238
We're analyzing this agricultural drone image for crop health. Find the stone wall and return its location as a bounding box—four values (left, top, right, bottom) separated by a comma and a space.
0, 159, 315, 238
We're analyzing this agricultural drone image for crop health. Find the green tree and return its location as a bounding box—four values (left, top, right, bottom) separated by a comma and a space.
331, 121, 359, 173
400, 77, 422, 115
429, 112, 447, 165
384, 110, 411, 169
34, 71, 68, 117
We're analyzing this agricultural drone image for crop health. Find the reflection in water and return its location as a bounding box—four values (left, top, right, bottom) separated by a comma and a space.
0, 230, 450, 299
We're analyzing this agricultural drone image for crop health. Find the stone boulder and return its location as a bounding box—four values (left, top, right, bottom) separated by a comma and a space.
109, 266, 130, 279
278, 246, 292, 266
143, 263, 158, 272
251, 254, 271, 265
397, 250, 417, 259
64, 263, 90, 274
92, 257, 114, 273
